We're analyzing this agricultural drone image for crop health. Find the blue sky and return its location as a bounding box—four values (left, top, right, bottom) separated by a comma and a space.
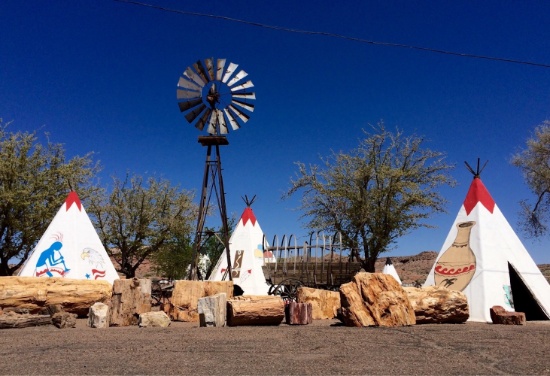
2, 1, 550, 263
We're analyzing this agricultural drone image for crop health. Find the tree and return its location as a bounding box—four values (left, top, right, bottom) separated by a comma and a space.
88, 174, 197, 278
511, 120, 550, 237
285, 123, 455, 272
0, 120, 100, 275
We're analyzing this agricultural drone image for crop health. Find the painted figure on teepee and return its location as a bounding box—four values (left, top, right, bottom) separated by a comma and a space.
18, 191, 119, 284
424, 160, 550, 322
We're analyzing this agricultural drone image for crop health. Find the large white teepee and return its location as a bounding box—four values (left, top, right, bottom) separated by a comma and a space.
209, 200, 271, 295
18, 191, 119, 284
382, 257, 402, 285
424, 176, 550, 322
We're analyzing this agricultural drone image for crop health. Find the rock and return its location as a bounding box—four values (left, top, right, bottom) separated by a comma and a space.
166, 281, 233, 322
404, 286, 469, 324
198, 293, 227, 327
285, 302, 313, 325
227, 296, 285, 326
110, 278, 151, 326
490, 305, 526, 325
138, 311, 171, 328
296, 287, 340, 319
88, 302, 110, 328
0, 276, 112, 317
339, 272, 416, 327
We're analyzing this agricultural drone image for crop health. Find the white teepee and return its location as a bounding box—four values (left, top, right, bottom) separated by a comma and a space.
209, 199, 271, 295
18, 191, 119, 284
424, 175, 550, 322
382, 257, 402, 285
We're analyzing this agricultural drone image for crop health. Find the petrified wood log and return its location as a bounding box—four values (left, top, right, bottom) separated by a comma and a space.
404, 286, 469, 324
490, 305, 526, 325
0, 312, 52, 329
0, 276, 112, 317
110, 278, 151, 326
339, 272, 416, 327
296, 287, 340, 319
227, 296, 285, 326
285, 301, 313, 325
166, 281, 233, 322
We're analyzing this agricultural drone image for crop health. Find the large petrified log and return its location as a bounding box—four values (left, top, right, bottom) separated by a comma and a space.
0, 276, 112, 317
339, 272, 416, 327
110, 278, 151, 326
296, 287, 340, 319
166, 281, 233, 322
227, 296, 285, 326
404, 286, 469, 324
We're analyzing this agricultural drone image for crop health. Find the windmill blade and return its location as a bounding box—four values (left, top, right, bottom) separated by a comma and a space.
178, 97, 202, 112
177, 76, 202, 92
185, 104, 207, 123
195, 109, 211, 131
177, 88, 201, 100
230, 80, 254, 92
184, 67, 206, 87
223, 108, 240, 131
232, 99, 255, 113
227, 70, 248, 87
216, 59, 226, 80
193, 60, 210, 84
228, 104, 250, 123
206, 110, 218, 134
215, 109, 228, 134
205, 58, 215, 81
222, 62, 238, 83
232, 91, 256, 100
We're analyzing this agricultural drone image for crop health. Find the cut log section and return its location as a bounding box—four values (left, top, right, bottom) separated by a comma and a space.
227, 296, 284, 326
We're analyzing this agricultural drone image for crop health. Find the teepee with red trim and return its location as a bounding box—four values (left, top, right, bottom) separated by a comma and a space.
382, 257, 402, 285
424, 162, 550, 322
18, 191, 119, 284
209, 196, 271, 295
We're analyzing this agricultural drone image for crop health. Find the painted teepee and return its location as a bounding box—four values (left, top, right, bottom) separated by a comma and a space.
424, 163, 550, 322
382, 257, 402, 285
209, 196, 271, 295
18, 191, 119, 284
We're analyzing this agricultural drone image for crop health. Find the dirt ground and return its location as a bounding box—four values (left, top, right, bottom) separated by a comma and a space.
0, 319, 549, 375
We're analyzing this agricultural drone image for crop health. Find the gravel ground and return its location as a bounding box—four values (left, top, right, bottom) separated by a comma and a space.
0, 319, 549, 375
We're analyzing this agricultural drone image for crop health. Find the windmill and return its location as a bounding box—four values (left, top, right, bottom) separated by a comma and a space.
177, 58, 256, 280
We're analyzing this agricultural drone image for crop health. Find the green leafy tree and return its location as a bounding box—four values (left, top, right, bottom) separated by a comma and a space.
153, 234, 194, 280
511, 120, 550, 237
0, 120, 100, 275
88, 174, 197, 278
285, 123, 455, 272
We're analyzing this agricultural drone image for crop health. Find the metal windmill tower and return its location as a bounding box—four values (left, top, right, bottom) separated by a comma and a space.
177, 58, 256, 280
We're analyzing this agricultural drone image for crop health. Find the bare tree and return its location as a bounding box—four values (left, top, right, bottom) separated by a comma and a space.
511, 120, 550, 237
285, 123, 455, 272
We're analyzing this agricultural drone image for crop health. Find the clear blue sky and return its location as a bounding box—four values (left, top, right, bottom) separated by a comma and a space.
2, 1, 550, 263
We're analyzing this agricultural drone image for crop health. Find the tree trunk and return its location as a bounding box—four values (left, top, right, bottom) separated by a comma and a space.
227, 296, 285, 326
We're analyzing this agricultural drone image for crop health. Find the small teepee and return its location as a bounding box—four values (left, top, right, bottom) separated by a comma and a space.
18, 191, 119, 284
382, 257, 402, 285
209, 196, 270, 295
424, 161, 550, 322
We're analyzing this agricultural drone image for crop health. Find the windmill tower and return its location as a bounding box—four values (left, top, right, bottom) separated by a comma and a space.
177, 58, 256, 280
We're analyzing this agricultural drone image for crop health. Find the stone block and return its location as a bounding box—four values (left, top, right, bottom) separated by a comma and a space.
88, 302, 110, 328
404, 286, 469, 324
138, 311, 171, 328
285, 302, 313, 325
296, 287, 340, 319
